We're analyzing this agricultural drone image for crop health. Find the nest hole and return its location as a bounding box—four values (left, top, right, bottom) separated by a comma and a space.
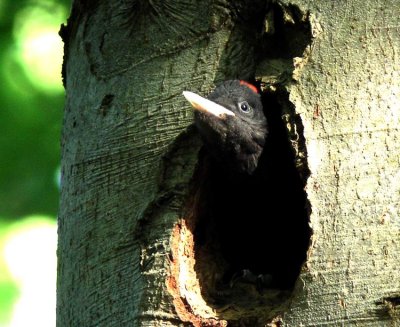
186, 90, 311, 322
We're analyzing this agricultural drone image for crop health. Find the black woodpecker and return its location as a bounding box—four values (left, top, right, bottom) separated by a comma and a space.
182, 81, 309, 292
183, 80, 267, 175
183, 80, 273, 289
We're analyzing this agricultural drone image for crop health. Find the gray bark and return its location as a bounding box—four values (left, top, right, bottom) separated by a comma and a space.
57, 0, 400, 326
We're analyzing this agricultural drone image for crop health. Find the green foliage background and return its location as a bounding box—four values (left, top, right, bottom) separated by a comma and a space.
0, 0, 69, 218
0, 0, 71, 324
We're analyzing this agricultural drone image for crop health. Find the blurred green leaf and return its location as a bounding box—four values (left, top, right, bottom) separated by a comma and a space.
0, 0, 70, 218
1, 0, 71, 323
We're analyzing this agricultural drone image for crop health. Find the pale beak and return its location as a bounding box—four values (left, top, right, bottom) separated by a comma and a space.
182, 91, 235, 118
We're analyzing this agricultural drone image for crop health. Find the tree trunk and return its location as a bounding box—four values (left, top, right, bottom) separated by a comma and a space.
57, 0, 400, 326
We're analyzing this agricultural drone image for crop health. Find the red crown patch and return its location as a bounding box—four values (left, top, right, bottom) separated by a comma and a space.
239, 80, 258, 94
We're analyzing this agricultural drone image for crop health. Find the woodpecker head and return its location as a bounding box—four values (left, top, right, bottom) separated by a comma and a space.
183, 80, 267, 174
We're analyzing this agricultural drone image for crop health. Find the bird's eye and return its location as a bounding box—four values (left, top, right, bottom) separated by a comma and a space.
239, 101, 252, 114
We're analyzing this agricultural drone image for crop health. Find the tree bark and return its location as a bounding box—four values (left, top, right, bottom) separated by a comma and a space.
57, 0, 400, 326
